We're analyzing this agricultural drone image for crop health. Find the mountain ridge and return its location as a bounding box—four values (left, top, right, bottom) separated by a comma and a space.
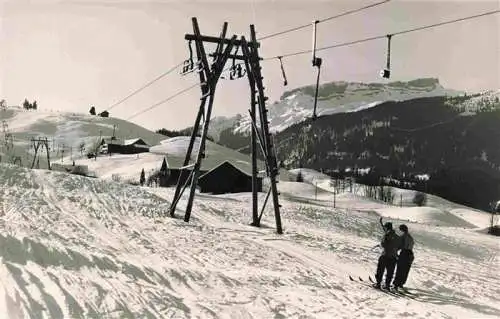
204, 77, 464, 139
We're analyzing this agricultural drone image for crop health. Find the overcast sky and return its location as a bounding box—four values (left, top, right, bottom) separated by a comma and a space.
1, 0, 498, 130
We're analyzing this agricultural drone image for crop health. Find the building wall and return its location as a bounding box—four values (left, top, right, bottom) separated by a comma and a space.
198, 163, 262, 194
163, 169, 208, 188
108, 144, 150, 154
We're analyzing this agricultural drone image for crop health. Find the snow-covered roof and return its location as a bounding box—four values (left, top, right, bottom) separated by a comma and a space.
123, 138, 149, 146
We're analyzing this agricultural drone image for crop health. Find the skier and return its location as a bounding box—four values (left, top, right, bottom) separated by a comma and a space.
393, 224, 414, 290
374, 217, 400, 290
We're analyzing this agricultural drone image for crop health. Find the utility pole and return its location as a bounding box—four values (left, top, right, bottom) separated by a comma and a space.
315, 179, 318, 200
95, 130, 102, 161
168, 18, 283, 234
334, 189, 336, 208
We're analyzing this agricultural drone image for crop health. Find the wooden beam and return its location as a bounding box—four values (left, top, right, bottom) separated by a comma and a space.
185, 34, 260, 48
209, 53, 263, 61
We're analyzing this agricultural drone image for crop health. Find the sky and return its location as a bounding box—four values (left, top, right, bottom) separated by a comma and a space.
1, 0, 499, 131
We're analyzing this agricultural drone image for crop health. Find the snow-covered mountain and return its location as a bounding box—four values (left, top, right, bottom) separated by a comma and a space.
1, 163, 499, 318
210, 78, 463, 137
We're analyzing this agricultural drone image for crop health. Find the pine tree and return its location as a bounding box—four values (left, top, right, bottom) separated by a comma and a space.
32, 101, 38, 110
23, 98, 30, 110
140, 168, 146, 186
89, 106, 96, 115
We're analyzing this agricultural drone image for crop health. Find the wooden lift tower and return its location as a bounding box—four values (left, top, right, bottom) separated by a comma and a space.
168, 18, 283, 234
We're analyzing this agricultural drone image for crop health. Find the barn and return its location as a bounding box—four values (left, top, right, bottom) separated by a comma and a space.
158, 155, 209, 187
107, 138, 150, 154
197, 161, 262, 194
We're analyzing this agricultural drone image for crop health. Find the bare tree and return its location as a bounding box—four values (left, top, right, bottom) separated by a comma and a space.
79, 141, 85, 155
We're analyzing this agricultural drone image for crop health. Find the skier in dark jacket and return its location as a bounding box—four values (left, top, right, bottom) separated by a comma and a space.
393, 224, 414, 289
374, 218, 400, 290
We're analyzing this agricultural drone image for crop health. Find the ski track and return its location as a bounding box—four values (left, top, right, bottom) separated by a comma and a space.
1, 164, 499, 318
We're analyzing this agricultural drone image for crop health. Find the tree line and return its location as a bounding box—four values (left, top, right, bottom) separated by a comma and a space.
23, 99, 38, 110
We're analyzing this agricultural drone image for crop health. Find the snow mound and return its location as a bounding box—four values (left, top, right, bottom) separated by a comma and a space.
276, 181, 332, 201
289, 168, 331, 183
75, 152, 165, 182
374, 206, 476, 228
150, 136, 201, 156
447, 208, 497, 229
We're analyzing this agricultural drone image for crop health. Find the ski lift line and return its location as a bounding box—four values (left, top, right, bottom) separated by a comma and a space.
126, 83, 199, 121
107, 61, 185, 112
264, 9, 500, 60
257, 0, 392, 41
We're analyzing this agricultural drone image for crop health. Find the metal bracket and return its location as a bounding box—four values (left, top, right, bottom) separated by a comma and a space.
181, 40, 195, 74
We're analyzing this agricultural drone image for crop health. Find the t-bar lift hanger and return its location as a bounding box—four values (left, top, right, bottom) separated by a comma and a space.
277, 56, 288, 86
380, 34, 392, 79
311, 20, 322, 121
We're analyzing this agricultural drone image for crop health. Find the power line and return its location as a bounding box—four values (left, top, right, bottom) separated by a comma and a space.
264, 9, 500, 60
257, 0, 392, 41
106, 61, 184, 112
126, 83, 199, 121
105, 1, 391, 111
113, 8, 499, 121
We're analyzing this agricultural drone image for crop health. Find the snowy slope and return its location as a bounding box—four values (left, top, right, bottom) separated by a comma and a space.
1, 163, 499, 318
0, 106, 166, 168
65, 136, 270, 182
2, 107, 264, 182
288, 169, 498, 229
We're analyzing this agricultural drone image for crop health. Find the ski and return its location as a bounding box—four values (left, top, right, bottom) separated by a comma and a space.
392, 287, 418, 299
348, 275, 403, 298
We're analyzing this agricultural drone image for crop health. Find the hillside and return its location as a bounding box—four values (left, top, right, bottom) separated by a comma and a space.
272, 95, 500, 210
74, 136, 275, 183
205, 78, 462, 143
0, 106, 167, 169
288, 168, 496, 229
1, 107, 277, 183
1, 163, 499, 318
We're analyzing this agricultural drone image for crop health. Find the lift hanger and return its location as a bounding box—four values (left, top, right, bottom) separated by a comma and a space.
181, 40, 195, 74
277, 56, 288, 86
311, 20, 322, 121
380, 34, 392, 79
